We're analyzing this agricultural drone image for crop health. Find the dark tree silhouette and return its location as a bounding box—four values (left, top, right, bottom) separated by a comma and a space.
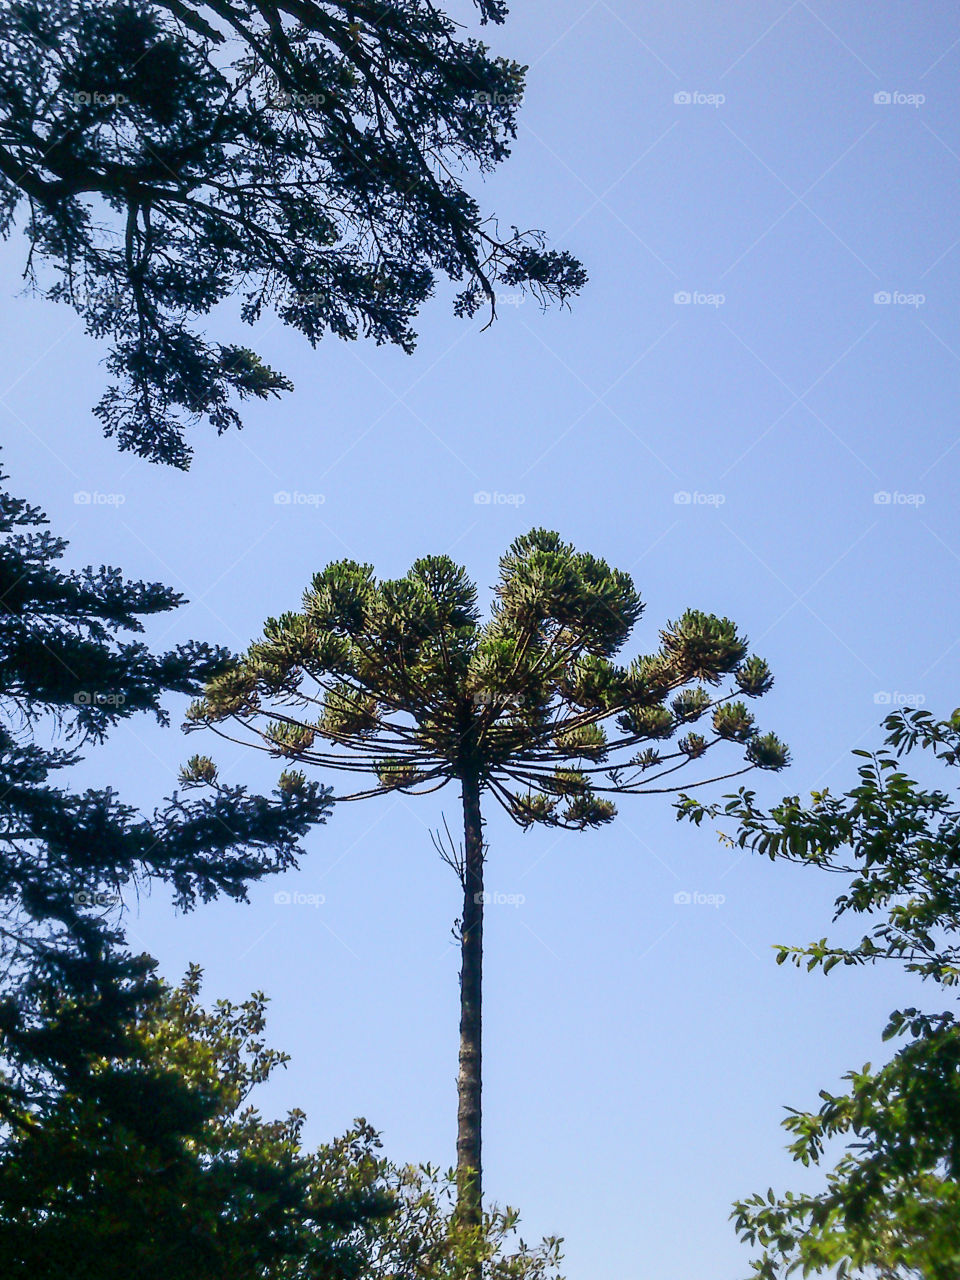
1, 963, 565, 1279
0, 968, 391, 1280
0, 460, 329, 1133
0, 0, 586, 466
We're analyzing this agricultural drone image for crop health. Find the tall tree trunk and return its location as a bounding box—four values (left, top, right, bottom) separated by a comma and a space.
456, 768, 484, 1230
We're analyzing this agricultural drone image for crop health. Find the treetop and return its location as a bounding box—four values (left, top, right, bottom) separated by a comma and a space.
189, 529, 789, 829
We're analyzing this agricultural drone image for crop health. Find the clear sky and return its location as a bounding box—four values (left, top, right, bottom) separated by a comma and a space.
2, 2, 959, 1276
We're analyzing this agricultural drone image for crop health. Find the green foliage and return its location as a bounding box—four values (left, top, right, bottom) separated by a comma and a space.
0, 455, 342, 1275
617, 704, 675, 740
713, 702, 756, 742
0, 0, 585, 466
736, 656, 775, 698
179, 752, 218, 785
553, 722, 609, 761
345, 1156, 565, 1280
678, 731, 708, 759
0, 967, 390, 1278
659, 610, 748, 683
375, 759, 424, 791
265, 719, 319, 757
671, 687, 712, 723
680, 709, 960, 1278
0, 966, 564, 1279
193, 529, 787, 828
745, 733, 790, 771
322, 684, 381, 740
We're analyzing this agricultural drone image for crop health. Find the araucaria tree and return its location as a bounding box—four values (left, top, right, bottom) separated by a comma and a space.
190, 529, 789, 1224
0, 0, 586, 467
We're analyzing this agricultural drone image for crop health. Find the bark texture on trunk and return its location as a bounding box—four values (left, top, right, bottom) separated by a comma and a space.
456, 768, 484, 1227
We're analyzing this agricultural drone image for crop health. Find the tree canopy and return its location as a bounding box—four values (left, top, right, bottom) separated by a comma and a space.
0, 0, 586, 467
0, 466, 570, 1275
0, 967, 390, 1279
190, 528, 789, 821
680, 708, 960, 1280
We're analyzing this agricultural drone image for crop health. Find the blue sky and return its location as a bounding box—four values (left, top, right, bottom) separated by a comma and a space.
2, 1, 960, 1275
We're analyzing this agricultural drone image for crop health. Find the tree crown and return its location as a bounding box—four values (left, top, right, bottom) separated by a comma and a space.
191, 528, 789, 829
